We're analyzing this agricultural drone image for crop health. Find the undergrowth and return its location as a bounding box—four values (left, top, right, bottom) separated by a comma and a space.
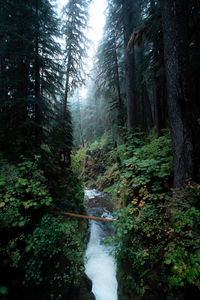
75, 130, 200, 300
0, 159, 86, 300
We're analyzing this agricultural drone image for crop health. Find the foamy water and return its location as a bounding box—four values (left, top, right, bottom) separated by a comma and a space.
84, 189, 118, 300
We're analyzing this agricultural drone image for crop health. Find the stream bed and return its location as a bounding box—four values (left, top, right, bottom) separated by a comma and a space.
84, 189, 118, 300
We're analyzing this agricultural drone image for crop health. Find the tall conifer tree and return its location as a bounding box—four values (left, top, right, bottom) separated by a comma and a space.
61, 0, 90, 161
0, 0, 64, 160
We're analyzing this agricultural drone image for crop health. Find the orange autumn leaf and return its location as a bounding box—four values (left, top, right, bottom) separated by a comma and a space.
139, 201, 145, 207
179, 266, 183, 274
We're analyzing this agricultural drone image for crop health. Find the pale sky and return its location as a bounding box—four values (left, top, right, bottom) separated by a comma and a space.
57, 0, 106, 60
88, 0, 107, 57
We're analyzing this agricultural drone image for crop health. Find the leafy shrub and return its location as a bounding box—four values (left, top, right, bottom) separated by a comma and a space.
45, 165, 85, 213
164, 207, 200, 290
23, 215, 85, 287
0, 160, 52, 228
87, 131, 200, 299
88, 133, 113, 152
112, 198, 200, 299
101, 133, 173, 209
0, 160, 86, 299
105, 134, 200, 299
61, 172, 85, 212
71, 148, 86, 176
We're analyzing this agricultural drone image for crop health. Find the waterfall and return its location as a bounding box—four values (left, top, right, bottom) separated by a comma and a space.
84, 189, 118, 300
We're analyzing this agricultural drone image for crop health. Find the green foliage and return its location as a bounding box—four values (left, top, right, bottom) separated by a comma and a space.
0, 159, 86, 298
63, 172, 85, 212
71, 148, 86, 176
119, 133, 173, 198
0, 0, 63, 159
111, 200, 200, 299
23, 215, 85, 287
72, 133, 116, 184
48, 108, 73, 163
0, 160, 52, 272
0, 286, 8, 300
62, 0, 90, 91
104, 133, 199, 299
0, 0, 88, 299
0, 161, 52, 228
84, 131, 200, 299
101, 132, 173, 206
0, 286, 8, 295
88, 133, 114, 152
164, 207, 200, 289
95, 0, 125, 124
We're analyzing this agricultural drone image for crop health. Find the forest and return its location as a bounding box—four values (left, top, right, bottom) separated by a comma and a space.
0, 0, 200, 299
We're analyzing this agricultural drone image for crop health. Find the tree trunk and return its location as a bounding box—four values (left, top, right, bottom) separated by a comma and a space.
143, 85, 153, 131
150, 0, 164, 137
113, 35, 123, 127
77, 97, 85, 148
62, 33, 72, 163
63, 53, 71, 120
122, 0, 136, 129
154, 82, 162, 137
34, 0, 42, 145
161, 0, 193, 187
114, 41, 122, 111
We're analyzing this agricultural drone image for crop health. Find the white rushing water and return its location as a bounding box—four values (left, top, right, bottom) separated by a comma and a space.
84, 189, 118, 300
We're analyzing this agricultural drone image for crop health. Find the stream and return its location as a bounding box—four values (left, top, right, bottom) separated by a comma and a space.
84, 189, 118, 300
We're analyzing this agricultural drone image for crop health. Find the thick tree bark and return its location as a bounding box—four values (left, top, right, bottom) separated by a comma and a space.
113, 35, 123, 126
135, 45, 143, 129
161, 0, 193, 187
143, 85, 153, 130
122, 0, 136, 129
154, 82, 162, 137
150, 0, 164, 137
113, 39, 122, 111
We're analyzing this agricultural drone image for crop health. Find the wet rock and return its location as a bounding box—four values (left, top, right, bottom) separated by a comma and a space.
79, 274, 95, 300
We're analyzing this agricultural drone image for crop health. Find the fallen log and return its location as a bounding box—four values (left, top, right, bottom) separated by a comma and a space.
56, 211, 115, 222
